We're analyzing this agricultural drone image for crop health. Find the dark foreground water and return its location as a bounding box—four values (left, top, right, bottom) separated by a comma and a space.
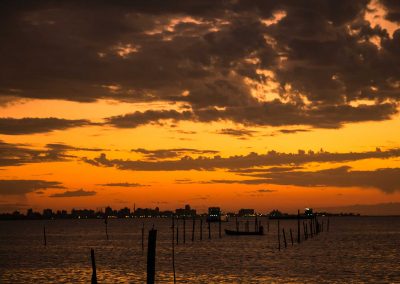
0, 217, 399, 283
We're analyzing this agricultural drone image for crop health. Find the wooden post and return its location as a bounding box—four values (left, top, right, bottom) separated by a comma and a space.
147, 229, 157, 284
105, 216, 109, 241
255, 215, 258, 232
245, 220, 249, 232
297, 209, 300, 244
327, 218, 330, 232
90, 248, 97, 284
208, 220, 211, 239
192, 217, 195, 242
309, 221, 313, 238
183, 217, 186, 244
200, 218, 203, 240
236, 217, 239, 232
176, 222, 179, 245
43, 225, 47, 246
321, 220, 324, 232
290, 228, 294, 246
303, 221, 307, 240
267, 219, 270, 232
171, 217, 176, 284
218, 218, 222, 238
142, 222, 145, 251
277, 220, 281, 251
282, 228, 287, 248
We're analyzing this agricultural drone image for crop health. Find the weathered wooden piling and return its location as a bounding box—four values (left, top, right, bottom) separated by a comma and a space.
245, 220, 249, 232
208, 220, 211, 239
236, 217, 239, 232
218, 218, 222, 238
147, 229, 157, 284
192, 217, 195, 242
303, 221, 307, 240
290, 228, 294, 246
309, 221, 313, 238
142, 222, 145, 251
267, 219, 270, 232
200, 218, 203, 240
183, 217, 186, 244
297, 209, 301, 244
105, 216, 109, 241
255, 216, 258, 232
327, 218, 330, 232
90, 248, 97, 284
176, 223, 179, 245
282, 228, 287, 248
43, 225, 47, 246
277, 220, 281, 251
171, 217, 176, 283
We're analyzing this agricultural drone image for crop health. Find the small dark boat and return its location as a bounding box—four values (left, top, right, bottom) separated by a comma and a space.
225, 226, 264, 236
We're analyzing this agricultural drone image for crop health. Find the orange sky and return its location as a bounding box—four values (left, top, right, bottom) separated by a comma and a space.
1, 0, 400, 214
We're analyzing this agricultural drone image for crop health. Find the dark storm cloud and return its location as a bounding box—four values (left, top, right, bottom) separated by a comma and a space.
83, 147, 400, 171
380, 0, 400, 22
0, 117, 92, 135
0, 179, 64, 195
98, 182, 148, 187
0, 0, 399, 128
49, 189, 96, 198
132, 148, 218, 159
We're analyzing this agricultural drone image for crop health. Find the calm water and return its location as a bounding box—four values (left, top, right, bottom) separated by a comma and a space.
0, 217, 399, 283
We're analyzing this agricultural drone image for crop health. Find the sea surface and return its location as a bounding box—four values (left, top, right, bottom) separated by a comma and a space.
0, 216, 399, 283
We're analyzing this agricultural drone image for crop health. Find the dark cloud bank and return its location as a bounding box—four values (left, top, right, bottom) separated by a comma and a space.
0, 0, 399, 130
0, 179, 64, 195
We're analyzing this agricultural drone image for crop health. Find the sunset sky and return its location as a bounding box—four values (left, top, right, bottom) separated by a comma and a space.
1, 0, 400, 214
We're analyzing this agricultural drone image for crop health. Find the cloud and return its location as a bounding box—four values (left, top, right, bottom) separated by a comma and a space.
131, 148, 218, 159
197, 166, 400, 193
49, 189, 96, 198
277, 129, 310, 134
83, 147, 400, 171
0, 140, 104, 167
247, 166, 400, 193
0, 117, 92, 135
1, 1, 399, 128
217, 128, 257, 138
256, 189, 277, 193
98, 182, 148, 187
0, 180, 64, 195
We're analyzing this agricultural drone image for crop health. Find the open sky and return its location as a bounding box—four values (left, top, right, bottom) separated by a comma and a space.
1, 0, 400, 214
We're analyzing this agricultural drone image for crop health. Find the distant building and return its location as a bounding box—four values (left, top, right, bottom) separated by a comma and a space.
238, 208, 255, 217
42, 208, 53, 219
175, 204, 196, 217
304, 208, 313, 216
208, 207, 221, 217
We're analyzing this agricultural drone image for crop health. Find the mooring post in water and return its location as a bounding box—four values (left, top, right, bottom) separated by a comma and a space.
255, 215, 258, 232
208, 220, 211, 239
309, 221, 313, 238
297, 209, 301, 244
321, 220, 324, 232
290, 228, 294, 246
267, 219, 270, 232
303, 221, 307, 240
236, 217, 239, 232
277, 220, 281, 251
218, 218, 222, 238
183, 217, 186, 244
176, 222, 179, 245
105, 215, 109, 241
171, 217, 176, 284
192, 217, 195, 242
147, 229, 157, 284
282, 228, 287, 248
200, 218, 203, 240
90, 249, 97, 284
245, 220, 249, 232
327, 218, 330, 232
43, 225, 47, 246
142, 222, 145, 251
